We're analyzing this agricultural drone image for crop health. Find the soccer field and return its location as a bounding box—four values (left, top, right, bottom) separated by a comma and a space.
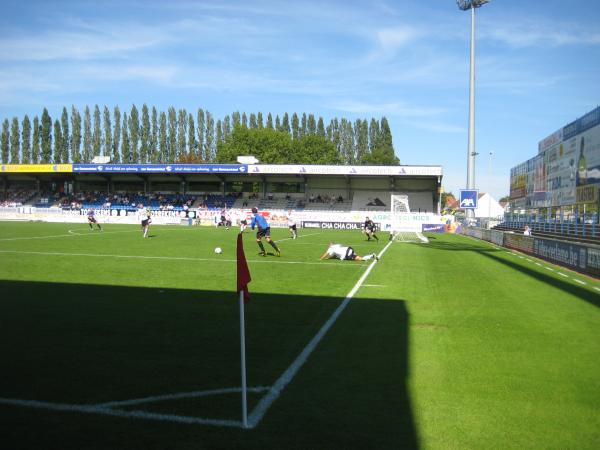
0, 221, 599, 449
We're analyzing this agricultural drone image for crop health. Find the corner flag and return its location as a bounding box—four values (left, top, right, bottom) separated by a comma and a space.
237, 232, 251, 303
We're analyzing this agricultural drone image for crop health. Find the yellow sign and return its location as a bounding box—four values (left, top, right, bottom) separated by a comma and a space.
576, 184, 598, 204
0, 164, 73, 173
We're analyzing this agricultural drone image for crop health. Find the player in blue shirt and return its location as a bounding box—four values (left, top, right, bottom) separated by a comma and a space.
250, 207, 281, 257
87, 209, 102, 230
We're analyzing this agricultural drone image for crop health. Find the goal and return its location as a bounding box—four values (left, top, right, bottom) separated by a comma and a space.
389, 194, 429, 243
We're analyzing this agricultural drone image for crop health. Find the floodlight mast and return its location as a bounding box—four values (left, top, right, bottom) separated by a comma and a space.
457, 0, 490, 221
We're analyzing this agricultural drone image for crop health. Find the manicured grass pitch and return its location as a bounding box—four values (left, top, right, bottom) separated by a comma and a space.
0, 221, 598, 449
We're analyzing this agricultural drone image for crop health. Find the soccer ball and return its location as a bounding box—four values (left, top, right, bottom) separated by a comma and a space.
214, 247, 222, 254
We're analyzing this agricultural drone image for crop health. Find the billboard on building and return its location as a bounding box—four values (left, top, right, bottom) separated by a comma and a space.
510, 106, 600, 209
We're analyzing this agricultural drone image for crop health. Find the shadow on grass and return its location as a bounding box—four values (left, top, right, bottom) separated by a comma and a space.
421, 238, 600, 309
0, 279, 418, 450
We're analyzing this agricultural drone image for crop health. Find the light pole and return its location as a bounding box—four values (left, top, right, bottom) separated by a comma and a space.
488, 151, 493, 228
457, 0, 490, 221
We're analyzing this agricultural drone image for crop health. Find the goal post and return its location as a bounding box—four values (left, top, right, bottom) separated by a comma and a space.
389, 194, 429, 243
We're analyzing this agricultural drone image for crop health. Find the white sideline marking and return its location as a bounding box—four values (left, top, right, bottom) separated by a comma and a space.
535, 263, 542, 267
0, 250, 361, 268
0, 386, 271, 427
94, 386, 270, 408
247, 241, 392, 429
594, 287, 600, 292
526, 259, 532, 262
573, 279, 587, 285
0, 397, 242, 427
557, 272, 568, 278
545, 267, 555, 272
0, 229, 135, 241
362, 284, 386, 287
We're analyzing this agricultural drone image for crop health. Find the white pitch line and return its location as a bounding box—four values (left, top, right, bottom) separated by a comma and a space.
594, 287, 600, 292
362, 284, 386, 287
94, 386, 271, 408
0, 249, 363, 268
545, 267, 555, 272
535, 263, 542, 266
0, 397, 242, 428
557, 272, 569, 278
573, 279, 587, 285
247, 240, 392, 429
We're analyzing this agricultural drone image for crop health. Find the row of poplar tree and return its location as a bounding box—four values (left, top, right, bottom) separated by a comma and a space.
0, 104, 399, 165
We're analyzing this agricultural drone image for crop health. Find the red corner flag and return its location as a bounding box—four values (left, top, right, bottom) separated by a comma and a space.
237, 233, 252, 303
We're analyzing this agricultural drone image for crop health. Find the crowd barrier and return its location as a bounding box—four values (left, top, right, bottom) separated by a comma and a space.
461, 226, 600, 278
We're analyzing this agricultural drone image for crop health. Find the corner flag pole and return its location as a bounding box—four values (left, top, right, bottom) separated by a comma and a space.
239, 290, 248, 428
236, 232, 252, 429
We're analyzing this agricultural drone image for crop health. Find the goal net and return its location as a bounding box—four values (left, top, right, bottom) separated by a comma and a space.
389, 194, 429, 243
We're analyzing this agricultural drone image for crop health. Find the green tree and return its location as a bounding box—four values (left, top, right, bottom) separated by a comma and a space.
32, 116, 40, 163
232, 111, 241, 128
93, 105, 102, 157
140, 104, 150, 163
71, 106, 82, 163
249, 113, 257, 129
241, 112, 248, 128
266, 113, 273, 129
82, 106, 91, 162
275, 115, 281, 131
216, 119, 223, 145
205, 111, 215, 162
257, 112, 264, 129
112, 106, 121, 163
121, 112, 130, 162
150, 106, 158, 163
282, 112, 291, 135
129, 104, 139, 162
187, 113, 196, 158
21, 115, 31, 163
61, 107, 69, 163
41, 108, 52, 163
301, 113, 307, 137
216, 126, 293, 164
293, 134, 340, 164
159, 111, 167, 163
197, 109, 205, 161
103, 106, 112, 161
168, 107, 176, 162
53, 119, 63, 163
339, 118, 355, 164
10, 117, 20, 163
1, 119, 9, 163
317, 117, 325, 137
223, 115, 232, 140
307, 114, 316, 134
369, 118, 379, 154
291, 113, 299, 140
177, 109, 187, 160
355, 119, 369, 163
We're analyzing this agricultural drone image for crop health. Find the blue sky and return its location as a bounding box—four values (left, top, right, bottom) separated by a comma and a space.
1, 0, 599, 200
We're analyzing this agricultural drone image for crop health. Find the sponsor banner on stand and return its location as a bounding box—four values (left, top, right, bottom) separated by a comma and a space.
1, 164, 72, 173
301, 221, 374, 231
72, 164, 247, 173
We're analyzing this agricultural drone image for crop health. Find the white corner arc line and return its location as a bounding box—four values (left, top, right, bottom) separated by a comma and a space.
247, 241, 392, 429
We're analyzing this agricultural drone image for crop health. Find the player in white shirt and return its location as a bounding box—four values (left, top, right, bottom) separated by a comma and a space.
287, 210, 297, 239
319, 242, 378, 261
138, 205, 152, 238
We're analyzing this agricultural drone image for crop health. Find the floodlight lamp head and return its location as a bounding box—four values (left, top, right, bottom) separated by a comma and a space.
457, 0, 490, 10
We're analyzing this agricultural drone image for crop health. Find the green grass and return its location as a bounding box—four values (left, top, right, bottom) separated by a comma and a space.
0, 221, 599, 449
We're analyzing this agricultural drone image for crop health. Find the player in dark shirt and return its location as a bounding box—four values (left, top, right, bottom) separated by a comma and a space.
363, 217, 379, 242
87, 209, 102, 231
250, 207, 281, 257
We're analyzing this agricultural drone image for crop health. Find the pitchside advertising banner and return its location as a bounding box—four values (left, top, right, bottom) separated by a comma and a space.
1, 164, 73, 173
247, 164, 442, 176
71, 164, 248, 173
